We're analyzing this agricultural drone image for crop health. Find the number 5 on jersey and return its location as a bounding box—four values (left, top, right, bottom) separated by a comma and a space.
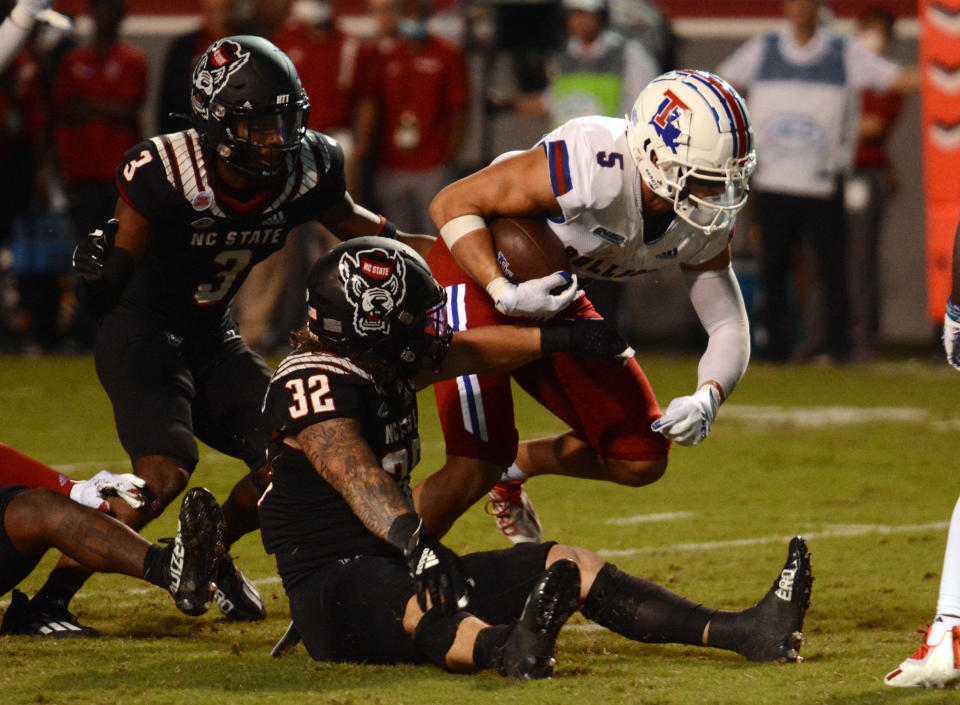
285, 375, 335, 418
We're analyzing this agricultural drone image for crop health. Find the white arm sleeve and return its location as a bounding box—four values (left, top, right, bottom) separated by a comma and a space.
684, 264, 751, 399
0, 14, 31, 73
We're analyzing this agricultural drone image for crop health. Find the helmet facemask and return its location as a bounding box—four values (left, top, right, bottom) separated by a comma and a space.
210, 99, 310, 181
657, 154, 755, 234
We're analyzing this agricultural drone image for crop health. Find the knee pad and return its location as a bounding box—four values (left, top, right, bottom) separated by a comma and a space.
413, 609, 470, 669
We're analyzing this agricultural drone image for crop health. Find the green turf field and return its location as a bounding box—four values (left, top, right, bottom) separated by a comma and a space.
2, 351, 959, 704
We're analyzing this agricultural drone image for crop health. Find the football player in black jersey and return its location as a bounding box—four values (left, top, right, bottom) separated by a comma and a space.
259, 238, 814, 676
24, 35, 435, 635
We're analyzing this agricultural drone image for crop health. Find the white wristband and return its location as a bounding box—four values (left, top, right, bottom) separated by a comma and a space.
439, 214, 486, 248
10, 4, 35, 28
485, 276, 511, 302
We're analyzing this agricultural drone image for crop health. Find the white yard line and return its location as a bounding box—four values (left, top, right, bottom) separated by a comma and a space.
604, 512, 695, 526
597, 522, 950, 558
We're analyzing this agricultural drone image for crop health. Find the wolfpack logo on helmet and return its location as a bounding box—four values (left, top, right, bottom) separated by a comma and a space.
191, 39, 251, 119
340, 248, 407, 336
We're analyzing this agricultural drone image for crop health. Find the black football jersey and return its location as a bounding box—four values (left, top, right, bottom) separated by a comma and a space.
114, 128, 346, 337
258, 350, 420, 591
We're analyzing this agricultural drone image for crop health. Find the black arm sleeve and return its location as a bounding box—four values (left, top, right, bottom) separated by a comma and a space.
75, 248, 135, 318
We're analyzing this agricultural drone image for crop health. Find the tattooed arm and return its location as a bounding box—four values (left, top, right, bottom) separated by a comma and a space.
290, 417, 413, 541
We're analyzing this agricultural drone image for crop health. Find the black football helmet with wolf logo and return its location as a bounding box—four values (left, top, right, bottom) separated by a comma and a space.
190, 35, 310, 181
305, 237, 451, 377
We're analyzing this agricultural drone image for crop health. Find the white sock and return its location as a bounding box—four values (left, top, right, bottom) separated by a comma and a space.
935, 496, 960, 634
926, 614, 960, 646
500, 463, 529, 483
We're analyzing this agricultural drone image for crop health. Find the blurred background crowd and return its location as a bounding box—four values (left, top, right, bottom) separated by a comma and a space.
0, 0, 922, 364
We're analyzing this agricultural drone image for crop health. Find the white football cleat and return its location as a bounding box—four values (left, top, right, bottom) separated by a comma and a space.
487, 481, 542, 544
884, 624, 960, 687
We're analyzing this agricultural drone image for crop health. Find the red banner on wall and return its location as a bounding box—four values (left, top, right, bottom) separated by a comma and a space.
922, 0, 960, 321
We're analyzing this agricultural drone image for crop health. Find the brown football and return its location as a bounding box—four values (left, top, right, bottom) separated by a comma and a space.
489, 217, 570, 284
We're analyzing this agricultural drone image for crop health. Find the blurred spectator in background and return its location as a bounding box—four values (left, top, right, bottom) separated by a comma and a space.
0, 4, 50, 350
248, 0, 291, 38
717, 0, 915, 364
156, 0, 242, 135
51, 0, 144, 348
356, 0, 468, 232
607, 0, 675, 73
845, 6, 904, 363
502, 0, 658, 129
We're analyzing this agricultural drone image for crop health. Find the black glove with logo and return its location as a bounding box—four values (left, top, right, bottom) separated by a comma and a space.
389, 513, 469, 613
72, 218, 118, 281
541, 318, 635, 361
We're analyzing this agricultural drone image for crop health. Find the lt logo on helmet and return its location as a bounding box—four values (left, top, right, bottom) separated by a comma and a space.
339, 248, 408, 337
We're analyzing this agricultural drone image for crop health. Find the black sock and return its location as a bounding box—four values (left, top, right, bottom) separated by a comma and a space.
142, 543, 173, 590
472, 624, 512, 670
32, 567, 89, 611
702, 607, 753, 654
581, 563, 715, 646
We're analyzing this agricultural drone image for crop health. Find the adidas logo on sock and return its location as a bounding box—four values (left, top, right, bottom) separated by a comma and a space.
775, 558, 798, 601
168, 526, 185, 593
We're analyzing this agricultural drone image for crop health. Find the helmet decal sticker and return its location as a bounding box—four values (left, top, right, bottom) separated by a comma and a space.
192, 39, 251, 119
339, 248, 407, 337
650, 89, 690, 155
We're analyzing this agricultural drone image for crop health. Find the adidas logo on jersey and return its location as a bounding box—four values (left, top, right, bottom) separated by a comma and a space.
262, 210, 286, 227
655, 248, 678, 260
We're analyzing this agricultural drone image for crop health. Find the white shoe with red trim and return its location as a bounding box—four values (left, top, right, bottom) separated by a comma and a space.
487, 481, 542, 544
884, 623, 960, 687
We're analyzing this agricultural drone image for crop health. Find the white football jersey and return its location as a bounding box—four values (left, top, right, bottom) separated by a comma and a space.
534, 116, 732, 281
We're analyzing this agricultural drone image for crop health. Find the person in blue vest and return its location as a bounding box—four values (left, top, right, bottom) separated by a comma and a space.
717, 0, 915, 364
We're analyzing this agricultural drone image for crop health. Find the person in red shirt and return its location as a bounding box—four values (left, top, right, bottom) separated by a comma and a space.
51, 0, 145, 236
357, 0, 469, 232
846, 6, 905, 363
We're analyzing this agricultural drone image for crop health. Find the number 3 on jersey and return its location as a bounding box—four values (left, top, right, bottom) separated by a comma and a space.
285, 375, 335, 418
123, 150, 154, 181
193, 249, 253, 305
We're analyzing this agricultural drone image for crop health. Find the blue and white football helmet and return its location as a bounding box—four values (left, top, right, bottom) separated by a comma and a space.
626, 70, 756, 234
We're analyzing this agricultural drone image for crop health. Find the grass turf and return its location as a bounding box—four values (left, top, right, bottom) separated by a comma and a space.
1, 351, 959, 704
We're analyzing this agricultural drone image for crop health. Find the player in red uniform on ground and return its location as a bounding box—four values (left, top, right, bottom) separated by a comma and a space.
0, 443, 224, 636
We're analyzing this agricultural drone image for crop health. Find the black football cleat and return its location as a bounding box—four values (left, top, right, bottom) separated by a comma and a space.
737, 536, 813, 663
167, 487, 225, 616
498, 558, 581, 679
213, 554, 266, 622
0, 590, 100, 638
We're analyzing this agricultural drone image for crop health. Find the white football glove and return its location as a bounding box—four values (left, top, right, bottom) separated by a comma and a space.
69, 470, 147, 512
486, 271, 578, 318
944, 298, 960, 372
651, 386, 721, 446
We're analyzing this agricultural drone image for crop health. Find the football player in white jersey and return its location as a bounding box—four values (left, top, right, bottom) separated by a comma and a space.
414, 70, 756, 542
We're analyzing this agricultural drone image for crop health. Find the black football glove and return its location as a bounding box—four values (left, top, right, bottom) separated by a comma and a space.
389, 513, 469, 613
541, 318, 635, 361
72, 218, 118, 281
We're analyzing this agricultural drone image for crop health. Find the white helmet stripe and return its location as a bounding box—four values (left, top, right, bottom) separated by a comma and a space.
674, 70, 752, 159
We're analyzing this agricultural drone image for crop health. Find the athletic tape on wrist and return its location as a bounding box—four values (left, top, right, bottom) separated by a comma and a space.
10, 3, 35, 28
485, 276, 510, 303
947, 297, 960, 323
439, 214, 486, 248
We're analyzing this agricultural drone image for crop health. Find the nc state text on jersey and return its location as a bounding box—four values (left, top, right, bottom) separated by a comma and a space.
190, 228, 284, 247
